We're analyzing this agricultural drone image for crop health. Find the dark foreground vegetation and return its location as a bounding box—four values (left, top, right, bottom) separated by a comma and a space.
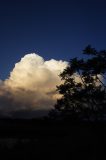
0, 119, 106, 160
50, 45, 106, 121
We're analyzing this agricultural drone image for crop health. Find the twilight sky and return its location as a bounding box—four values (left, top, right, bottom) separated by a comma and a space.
0, 0, 106, 118
0, 0, 106, 79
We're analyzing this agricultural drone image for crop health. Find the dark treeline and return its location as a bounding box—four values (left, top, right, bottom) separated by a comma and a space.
0, 119, 105, 160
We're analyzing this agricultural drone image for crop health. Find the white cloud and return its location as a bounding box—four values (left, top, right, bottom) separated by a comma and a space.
0, 53, 68, 117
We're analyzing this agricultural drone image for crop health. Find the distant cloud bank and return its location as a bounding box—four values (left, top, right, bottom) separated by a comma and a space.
0, 53, 68, 118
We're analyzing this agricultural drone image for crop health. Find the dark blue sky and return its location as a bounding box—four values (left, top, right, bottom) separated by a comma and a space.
0, 0, 106, 79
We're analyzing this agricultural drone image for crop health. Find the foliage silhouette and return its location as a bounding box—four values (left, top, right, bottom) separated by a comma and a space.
50, 45, 106, 121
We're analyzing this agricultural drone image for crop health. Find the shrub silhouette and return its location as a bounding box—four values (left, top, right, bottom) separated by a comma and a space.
50, 45, 106, 121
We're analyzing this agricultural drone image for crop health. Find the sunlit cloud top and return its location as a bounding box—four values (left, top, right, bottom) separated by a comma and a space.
0, 53, 68, 118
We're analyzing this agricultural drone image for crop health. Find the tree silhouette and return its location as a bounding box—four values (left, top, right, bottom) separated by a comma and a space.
50, 45, 106, 121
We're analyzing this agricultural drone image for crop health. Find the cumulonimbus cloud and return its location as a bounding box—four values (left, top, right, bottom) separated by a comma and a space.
0, 53, 68, 118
